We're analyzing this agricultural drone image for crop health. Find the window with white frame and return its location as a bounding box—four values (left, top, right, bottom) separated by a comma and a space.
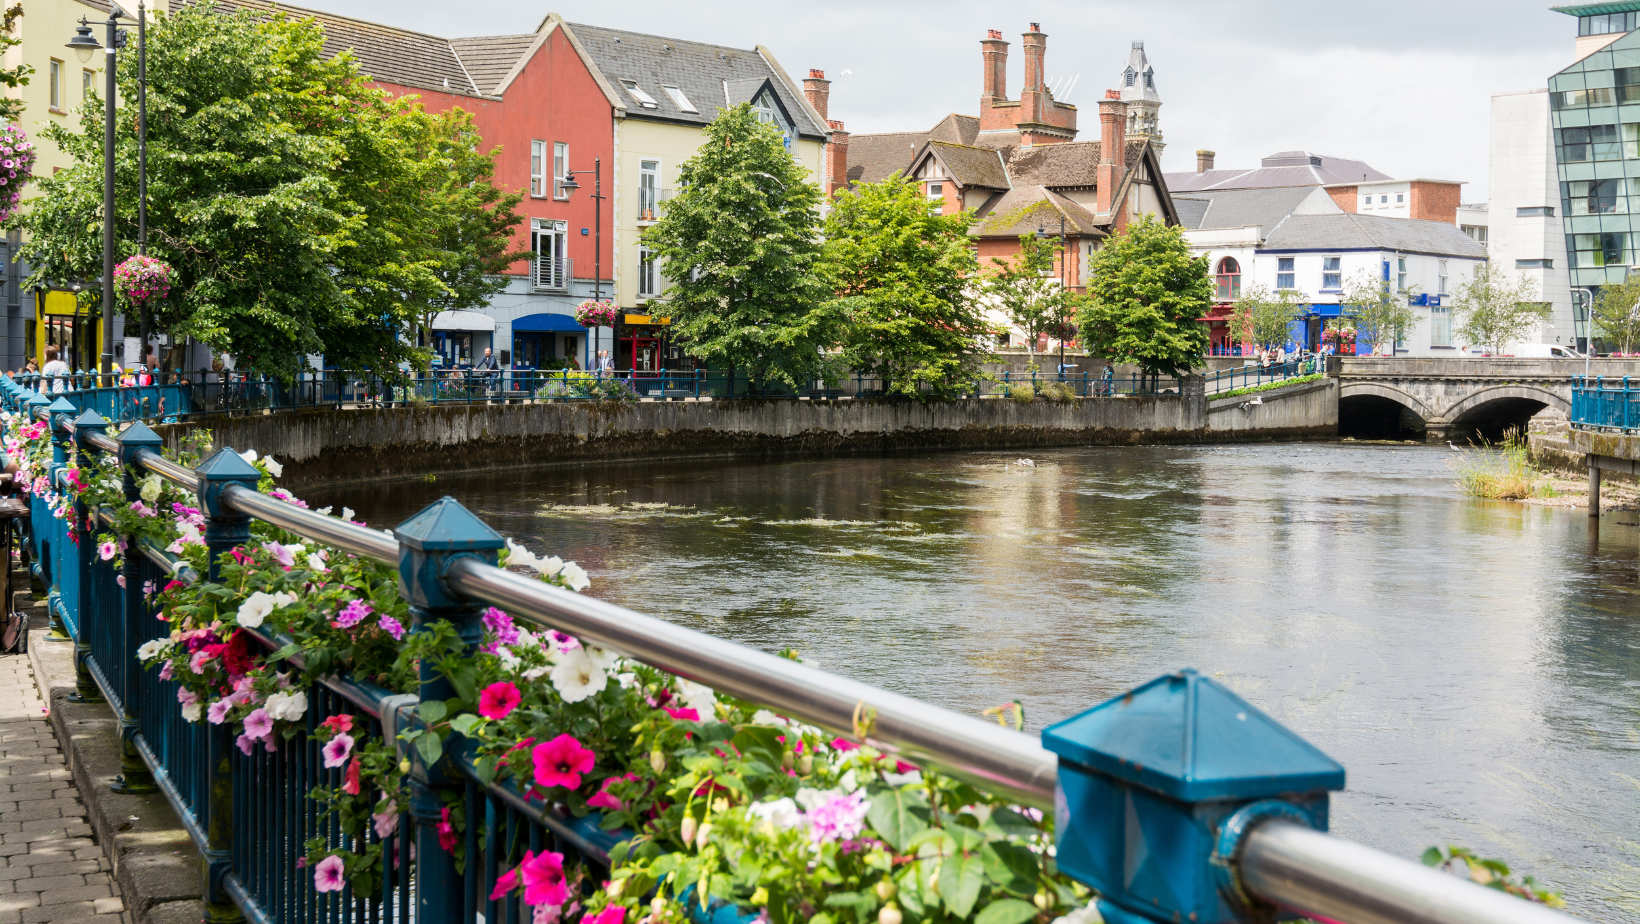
531, 220, 568, 290
1396, 193, 1404, 203
1277, 257, 1295, 290
530, 140, 548, 197
660, 85, 697, 113
1397, 257, 1407, 292
554, 143, 569, 199
638, 243, 659, 297
1322, 256, 1341, 289
1430, 305, 1452, 347
1438, 261, 1448, 295
639, 160, 660, 220
620, 79, 659, 109
49, 60, 62, 111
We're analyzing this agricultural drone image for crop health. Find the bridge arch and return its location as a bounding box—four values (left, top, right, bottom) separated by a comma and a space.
1437, 384, 1569, 442
1337, 382, 1436, 420
1439, 383, 1569, 422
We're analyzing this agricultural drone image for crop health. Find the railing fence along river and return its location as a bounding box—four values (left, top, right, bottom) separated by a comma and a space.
0, 372, 1584, 924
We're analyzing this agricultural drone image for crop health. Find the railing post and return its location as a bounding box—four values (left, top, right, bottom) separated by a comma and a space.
392, 497, 505, 924
110, 421, 162, 795
195, 447, 261, 924
1043, 669, 1345, 924
45, 397, 80, 651
66, 411, 111, 711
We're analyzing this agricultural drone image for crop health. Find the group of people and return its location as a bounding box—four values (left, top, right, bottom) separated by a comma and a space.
13, 344, 171, 394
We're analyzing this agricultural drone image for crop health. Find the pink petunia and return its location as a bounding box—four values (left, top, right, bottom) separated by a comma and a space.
207, 700, 233, 725
313, 855, 345, 893
829, 737, 860, 752
520, 850, 568, 906
236, 734, 254, 755
321, 734, 354, 769
377, 614, 405, 640
583, 905, 626, 924
663, 707, 699, 722
343, 756, 361, 796
372, 804, 398, 839
478, 682, 521, 721
437, 807, 457, 851
489, 864, 519, 901
335, 599, 371, 629
242, 708, 273, 741
532, 734, 595, 790
585, 773, 638, 812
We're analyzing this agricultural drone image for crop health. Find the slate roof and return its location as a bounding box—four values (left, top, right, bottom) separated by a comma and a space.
848, 132, 924, 185
1260, 213, 1488, 258
1173, 186, 1327, 232
567, 24, 826, 139
1166, 150, 1390, 192
1174, 197, 1210, 229
972, 186, 1105, 237
928, 142, 1008, 189
449, 34, 537, 96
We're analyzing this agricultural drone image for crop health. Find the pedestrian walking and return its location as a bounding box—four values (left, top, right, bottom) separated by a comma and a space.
1101, 359, 1115, 396
599, 350, 614, 376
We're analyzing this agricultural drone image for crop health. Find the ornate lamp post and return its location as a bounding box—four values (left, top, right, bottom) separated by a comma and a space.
558, 160, 604, 367
66, 1, 148, 379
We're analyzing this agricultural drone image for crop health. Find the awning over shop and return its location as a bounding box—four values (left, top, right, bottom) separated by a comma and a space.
512, 312, 584, 333
432, 310, 496, 332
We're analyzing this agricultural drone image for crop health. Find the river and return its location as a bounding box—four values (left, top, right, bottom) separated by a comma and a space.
314, 443, 1640, 921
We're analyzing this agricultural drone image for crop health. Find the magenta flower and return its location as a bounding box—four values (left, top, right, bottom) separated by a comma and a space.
478, 681, 520, 720
489, 863, 519, 901
335, 599, 371, 628
482, 607, 521, 646
532, 734, 595, 790
664, 707, 699, 722
807, 791, 870, 843
372, 803, 398, 839
583, 905, 626, 924
321, 733, 354, 769
207, 699, 233, 725
98, 540, 116, 561
585, 773, 638, 812
242, 708, 273, 741
313, 855, 345, 893
377, 614, 405, 640
519, 849, 568, 906
236, 734, 254, 755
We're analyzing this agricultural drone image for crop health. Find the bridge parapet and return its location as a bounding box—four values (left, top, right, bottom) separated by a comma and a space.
1334, 357, 1640, 380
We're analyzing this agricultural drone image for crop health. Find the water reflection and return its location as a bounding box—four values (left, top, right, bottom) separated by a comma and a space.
316, 444, 1640, 921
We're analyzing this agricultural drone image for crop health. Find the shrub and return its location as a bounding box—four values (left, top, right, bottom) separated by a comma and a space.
1452, 428, 1555, 499
1007, 383, 1036, 402
1038, 381, 1076, 402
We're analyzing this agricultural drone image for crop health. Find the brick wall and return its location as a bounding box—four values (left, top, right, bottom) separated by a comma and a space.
1409, 181, 1461, 224
1327, 185, 1358, 213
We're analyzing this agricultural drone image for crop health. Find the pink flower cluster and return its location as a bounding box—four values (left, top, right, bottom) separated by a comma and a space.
573, 299, 618, 328
112, 254, 174, 308
0, 125, 36, 224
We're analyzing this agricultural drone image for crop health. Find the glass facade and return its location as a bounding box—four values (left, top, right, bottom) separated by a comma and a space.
1550, 29, 1640, 289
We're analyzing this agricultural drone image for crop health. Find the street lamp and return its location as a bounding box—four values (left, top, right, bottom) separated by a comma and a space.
65, 1, 148, 379
559, 159, 605, 370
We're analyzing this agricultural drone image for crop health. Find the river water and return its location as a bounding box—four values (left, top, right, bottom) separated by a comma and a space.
315, 443, 1640, 921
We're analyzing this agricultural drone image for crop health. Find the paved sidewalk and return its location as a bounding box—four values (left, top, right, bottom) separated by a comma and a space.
0, 654, 126, 924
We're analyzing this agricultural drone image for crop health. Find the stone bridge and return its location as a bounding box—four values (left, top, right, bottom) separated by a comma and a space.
1332, 357, 1640, 441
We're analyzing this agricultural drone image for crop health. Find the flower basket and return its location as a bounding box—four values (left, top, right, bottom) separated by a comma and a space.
0, 125, 37, 226
114, 255, 175, 308
574, 299, 618, 329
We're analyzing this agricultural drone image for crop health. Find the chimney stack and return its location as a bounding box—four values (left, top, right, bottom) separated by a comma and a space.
981, 29, 1008, 102
1097, 90, 1128, 215
803, 69, 830, 121
1021, 23, 1046, 94
1196, 150, 1215, 173
826, 119, 849, 198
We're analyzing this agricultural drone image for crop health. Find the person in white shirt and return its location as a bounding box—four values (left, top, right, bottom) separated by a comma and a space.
40, 346, 70, 394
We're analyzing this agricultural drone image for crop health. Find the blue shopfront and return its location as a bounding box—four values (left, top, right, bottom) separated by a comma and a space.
510, 313, 588, 371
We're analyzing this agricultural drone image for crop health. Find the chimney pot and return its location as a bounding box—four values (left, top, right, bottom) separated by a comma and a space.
987, 29, 1002, 39
803, 69, 832, 121
1196, 149, 1215, 173
1029, 22, 1040, 31
1104, 89, 1120, 100
981, 30, 1009, 103
808, 68, 824, 79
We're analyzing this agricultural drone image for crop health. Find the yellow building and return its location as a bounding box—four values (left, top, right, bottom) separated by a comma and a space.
566, 24, 828, 373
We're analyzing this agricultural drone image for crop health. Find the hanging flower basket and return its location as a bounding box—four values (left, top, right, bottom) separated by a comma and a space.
114, 255, 175, 308
0, 124, 38, 226
574, 299, 618, 328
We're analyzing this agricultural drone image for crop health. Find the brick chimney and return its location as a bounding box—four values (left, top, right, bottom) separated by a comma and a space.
827, 119, 849, 198
1097, 90, 1128, 215
1021, 23, 1046, 95
803, 68, 829, 121
1196, 149, 1215, 173
981, 29, 1008, 102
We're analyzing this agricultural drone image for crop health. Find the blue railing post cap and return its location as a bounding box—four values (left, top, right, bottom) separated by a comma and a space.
46, 396, 77, 417
394, 497, 505, 553
72, 410, 108, 450
194, 447, 262, 517
1040, 668, 1342, 924
118, 420, 164, 466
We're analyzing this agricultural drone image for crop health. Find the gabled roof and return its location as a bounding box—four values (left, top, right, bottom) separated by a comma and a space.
449, 34, 537, 96
1174, 197, 1211, 229
567, 23, 826, 139
1260, 213, 1487, 258
1005, 141, 1100, 188
971, 185, 1107, 238
848, 132, 926, 185
922, 142, 1009, 189
1166, 151, 1390, 193
1174, 186, 1336, 232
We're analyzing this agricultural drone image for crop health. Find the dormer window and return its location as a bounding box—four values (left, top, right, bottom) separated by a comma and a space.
1124, 68, 1135, 87
661, 84, 697, 113
1144, 68, 1154, 90
620, 79, 659, 109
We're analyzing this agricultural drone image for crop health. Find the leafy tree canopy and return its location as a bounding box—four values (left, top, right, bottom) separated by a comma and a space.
1340, 270, 1420, 355
1589, 273, 1640, 354
19, 2, 521, 379
1078, 215, 1210, 378
1229, 283, 1306, 351
825, 175, 986, 396
983, 232, 1073, 361
643, 103, 834, 392
0, 4, 32, 123
1449, 264, 1546, 355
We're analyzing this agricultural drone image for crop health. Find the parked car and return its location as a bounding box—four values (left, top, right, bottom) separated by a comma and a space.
1511, 343, 1584, 359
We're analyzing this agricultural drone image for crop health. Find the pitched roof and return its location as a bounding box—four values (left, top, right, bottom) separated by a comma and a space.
926, 142, 1009, 189
1260, 213, 1488, 258
1005, 141, 1100, 188
567, 23, 826, 138
181, 0, 489, 96
1166, 151, 1390, 192
971, 186, 1105, 238
1174, 186, 1332, 232
847, 132, 924, 185
449, 34, 537, 96
928, 113, 980, 145
1174, 197, 1210, 229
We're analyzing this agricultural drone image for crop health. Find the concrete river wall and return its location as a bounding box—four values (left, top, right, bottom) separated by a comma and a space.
162, 378, 1339, 490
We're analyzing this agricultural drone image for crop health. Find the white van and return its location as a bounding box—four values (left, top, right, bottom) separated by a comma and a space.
1511, 343, 1584, 359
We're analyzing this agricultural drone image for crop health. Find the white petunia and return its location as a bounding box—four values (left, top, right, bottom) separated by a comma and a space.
748, 797, 803, 833
676, 678, 717, 717
795, 787, 840, 812
548, 648, 606, 703
138, 474, 163, 504
136, 639, 166, 661
883, 769, 923, 787
236, 592, 276, 628
272, 591, 297, 609
342, 507, 355, 521
1048, 905, 1102, 924
307, 553, 328, 573
264, 690, 308, 722
584, 646, 619, 672
521, 665, 549, 681
750, 709, 791, 727
239, 449, 258, 464
263, 456, 283, 478
496, 648, 521, 672
503, 539, 550, 574
180, 702, 202, 723
558, 562, 589, 592
317, 506, 333, 516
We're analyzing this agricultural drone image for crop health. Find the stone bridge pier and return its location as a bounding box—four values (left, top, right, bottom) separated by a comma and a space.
1333, 357, 1640, 443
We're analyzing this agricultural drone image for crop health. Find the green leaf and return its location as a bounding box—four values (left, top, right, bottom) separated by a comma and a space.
980, 842, 1038, 895
1420, 847, 1443, 867
983, 807, 1039, 840
450, 666, 478, 706
418, 700, 448, 724
449, 713, 481, 736
974, 899, 1040, 924
865, 785, 930, 852
938, 854, 985, 918
415, 731, 443, 766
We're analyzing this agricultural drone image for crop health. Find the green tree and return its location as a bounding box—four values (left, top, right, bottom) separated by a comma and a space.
1449, 264, 1547, 355
824, 175, 985, 396
1340, 270, 1421, 355
1078, 214, 1211, 384
1228, 283, 1306, 350
643, 103, 835, 393
1589, 272, 1640, 354
19, 3, 520, 379
0, 4, 34, 123
983, 233, 1071, 363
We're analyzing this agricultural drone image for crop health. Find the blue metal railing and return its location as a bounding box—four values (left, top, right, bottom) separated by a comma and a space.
0, 373, 1580, 924
1203, 356, 1320, 395
1570, 376, 1640, 431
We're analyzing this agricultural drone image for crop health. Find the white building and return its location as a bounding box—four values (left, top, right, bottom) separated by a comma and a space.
1487, 88, 1579, 350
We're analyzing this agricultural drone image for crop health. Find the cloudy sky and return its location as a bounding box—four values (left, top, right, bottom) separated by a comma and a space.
308, 0, 1578, 202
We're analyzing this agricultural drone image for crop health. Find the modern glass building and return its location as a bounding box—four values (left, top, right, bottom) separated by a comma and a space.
1550, 2, 1640, 299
